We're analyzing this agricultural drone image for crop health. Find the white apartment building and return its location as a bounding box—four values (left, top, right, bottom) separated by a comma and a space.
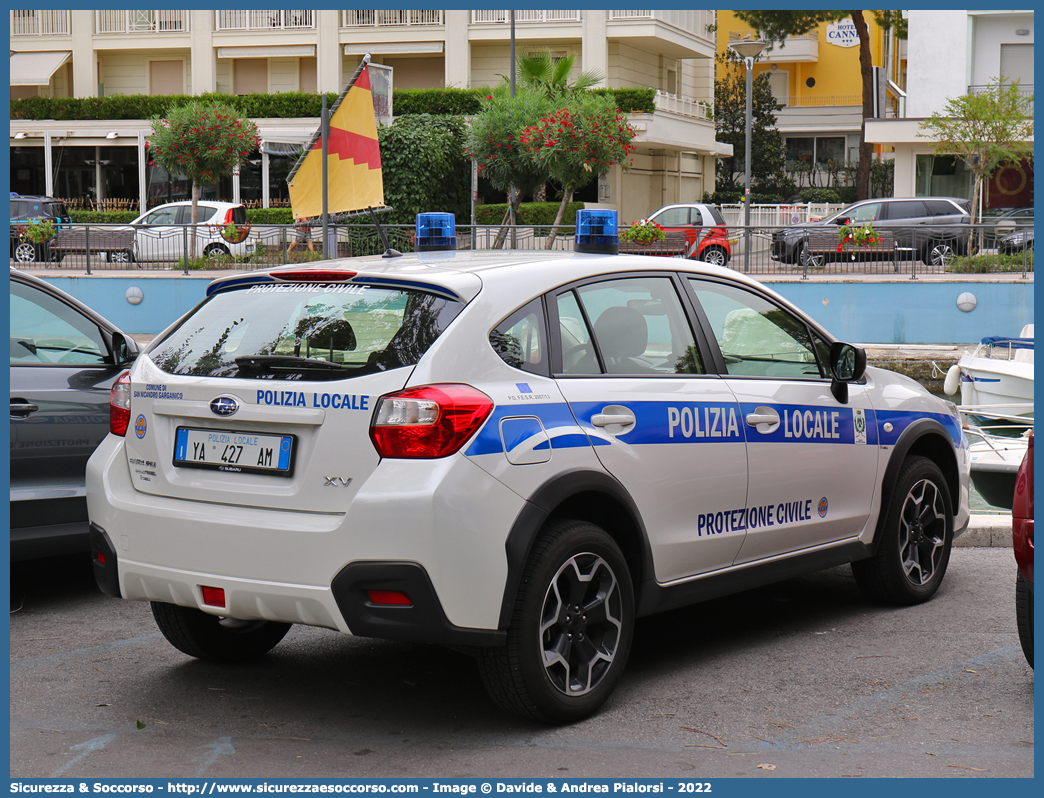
10, 9, 731, 220
865, 9, 1034, 211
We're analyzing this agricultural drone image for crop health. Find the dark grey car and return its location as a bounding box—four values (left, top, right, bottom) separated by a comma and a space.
772, 197, 972, 267
10, 268, 139, 560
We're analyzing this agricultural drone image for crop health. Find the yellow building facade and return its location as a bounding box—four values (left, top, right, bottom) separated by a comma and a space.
716, 12, 904, 171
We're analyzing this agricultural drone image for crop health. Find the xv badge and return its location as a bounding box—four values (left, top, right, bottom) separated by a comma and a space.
323, 476, 353, 487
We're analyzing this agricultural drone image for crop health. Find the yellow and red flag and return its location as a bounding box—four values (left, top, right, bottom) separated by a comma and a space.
287, 56, 384, 218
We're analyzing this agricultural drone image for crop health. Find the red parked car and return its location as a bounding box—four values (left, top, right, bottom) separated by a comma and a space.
1013, 429, 1033, 667
645, 203, 733, 266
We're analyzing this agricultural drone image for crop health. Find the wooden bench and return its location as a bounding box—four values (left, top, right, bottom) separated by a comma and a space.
806, 227, 897, 272
50, 227, 136, 262
617, 231, 693, 257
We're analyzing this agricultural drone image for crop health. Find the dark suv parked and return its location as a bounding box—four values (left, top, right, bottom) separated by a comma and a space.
772, 197, 971, 267
10, 268, 140, 560
10, 194, 71, 264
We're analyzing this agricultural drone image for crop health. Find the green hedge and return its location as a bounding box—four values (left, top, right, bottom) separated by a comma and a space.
246, 208, 294, 224
13, 88, 658, 122
475, 201, 586, 226
69, 211, 139, 223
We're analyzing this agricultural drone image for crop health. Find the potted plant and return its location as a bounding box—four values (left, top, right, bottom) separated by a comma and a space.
219, 220, 252, 244
621, 218, 666, 245
23, 218, 56, 244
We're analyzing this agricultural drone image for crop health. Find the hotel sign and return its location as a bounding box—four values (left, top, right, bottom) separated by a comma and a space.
826, 20, 859, 47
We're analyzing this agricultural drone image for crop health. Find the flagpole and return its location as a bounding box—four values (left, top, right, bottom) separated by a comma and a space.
321, 94, 329, 258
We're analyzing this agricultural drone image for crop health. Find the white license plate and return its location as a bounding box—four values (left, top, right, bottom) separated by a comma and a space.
174, 427, 295, 476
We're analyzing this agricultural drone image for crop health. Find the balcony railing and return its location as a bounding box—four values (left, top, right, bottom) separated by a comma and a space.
610, 10, 716, 42
783, 95, 862, 107
342, 10, 443, 27
10, 10, 70, 36
471, 11, 581, 24
96, 10, 188, 34
969, 83, 1035, 111
653, 91, 713, 121
215, 11, 314, 31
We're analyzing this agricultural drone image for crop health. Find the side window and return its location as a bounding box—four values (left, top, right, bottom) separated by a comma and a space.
886, 200, 928, 220
183, 204, 218, 224
557, 291, 598, 374
653, 207, 689, 227
562, 276, 704, 375
490, 298, 548, 376
845, 203, 882, 224
142, 208, 178, 225
688, 279, 824, 379
10, 281, 108, 365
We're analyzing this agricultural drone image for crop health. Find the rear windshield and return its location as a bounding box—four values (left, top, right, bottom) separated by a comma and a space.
149, 283, 464, 380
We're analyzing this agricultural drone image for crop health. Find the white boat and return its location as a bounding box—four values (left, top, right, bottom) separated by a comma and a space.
962, 408, 1033, 510
944, 323, 1033, 419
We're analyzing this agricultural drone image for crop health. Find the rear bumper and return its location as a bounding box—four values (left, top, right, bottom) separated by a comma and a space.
85, 434, 519, 640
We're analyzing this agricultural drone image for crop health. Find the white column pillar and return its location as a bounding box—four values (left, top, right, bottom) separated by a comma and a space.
70, 11, 97, 97
44, 132, 54, 196
317, 10, 342, 93
581, 10, 609, 87
190, 10, 216, 94
444, 10, 470, 88
262, 152, 270, 209
138, 130, 147, 214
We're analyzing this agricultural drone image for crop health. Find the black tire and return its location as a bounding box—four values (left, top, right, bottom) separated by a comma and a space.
922, 239, 956, 267
700, 245, 729, 267
204, 243, 231, 260
798, 242, 824, 269
107, 249, 134, 265
478, 519, 634, 724
852, 456, 953, 605
151, 601, 291, 663
1016, 571, 1033, 668
15, 241, 38, 263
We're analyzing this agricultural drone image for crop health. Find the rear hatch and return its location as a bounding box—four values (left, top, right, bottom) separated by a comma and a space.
123, 272, 470, 514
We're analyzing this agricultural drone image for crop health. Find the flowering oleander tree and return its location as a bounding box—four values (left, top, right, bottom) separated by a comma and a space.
148, 101, 259, 226
466, 88, 554, 248
520, 95, 638, 248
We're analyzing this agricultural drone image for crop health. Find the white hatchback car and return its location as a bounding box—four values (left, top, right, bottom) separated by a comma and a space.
86, 237, 970, 723
117, 200, 254, 263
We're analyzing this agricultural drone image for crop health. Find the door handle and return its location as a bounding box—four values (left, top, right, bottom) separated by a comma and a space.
10, 401, 40, 418
592, 413, 635, 427
745, 406, 780, 434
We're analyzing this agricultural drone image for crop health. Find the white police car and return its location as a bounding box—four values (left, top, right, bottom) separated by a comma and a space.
86, 211, 970, 724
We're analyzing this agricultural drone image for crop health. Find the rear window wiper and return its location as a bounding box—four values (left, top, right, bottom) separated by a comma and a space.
234, 355, 349, 374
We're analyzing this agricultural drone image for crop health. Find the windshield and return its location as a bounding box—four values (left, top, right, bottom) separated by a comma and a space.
149, 283, 464, 380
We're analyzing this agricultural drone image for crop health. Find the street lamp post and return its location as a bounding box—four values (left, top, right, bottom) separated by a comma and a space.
728, 40, 767, 272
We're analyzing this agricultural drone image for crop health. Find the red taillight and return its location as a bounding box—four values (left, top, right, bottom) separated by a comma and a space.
369, 384, 494, 459
201, 586, 226, 607
366, 590, 412, 606
223, 208, 235, 225
110, 371, 132, 436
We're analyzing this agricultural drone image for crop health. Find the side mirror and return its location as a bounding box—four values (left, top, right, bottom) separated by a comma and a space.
834, 216, 850, 226
829, 342, 866, 404
105, 330, 141, 366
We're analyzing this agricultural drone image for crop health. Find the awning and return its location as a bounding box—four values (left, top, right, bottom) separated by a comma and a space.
10, 51, 71, 86
216, 45, 315, 59
260, 138, 309, 156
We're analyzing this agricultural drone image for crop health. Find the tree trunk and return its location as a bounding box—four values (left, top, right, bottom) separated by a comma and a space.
492, 193, 525, 250
545, 189, 573, 249
853, 11, 874, 201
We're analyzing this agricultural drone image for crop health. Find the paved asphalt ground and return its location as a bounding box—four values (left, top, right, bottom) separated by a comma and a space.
9, 547, 1033, 780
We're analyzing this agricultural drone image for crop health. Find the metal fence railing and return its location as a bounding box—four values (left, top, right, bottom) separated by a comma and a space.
11, 223, 1033, 280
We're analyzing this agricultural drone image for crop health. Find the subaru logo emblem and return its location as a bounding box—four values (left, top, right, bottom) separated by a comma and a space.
210, 396, 239, 417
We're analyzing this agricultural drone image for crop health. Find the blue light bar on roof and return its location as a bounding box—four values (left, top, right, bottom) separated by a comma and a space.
415, 212, 456, 252
575, 209, 619, 254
